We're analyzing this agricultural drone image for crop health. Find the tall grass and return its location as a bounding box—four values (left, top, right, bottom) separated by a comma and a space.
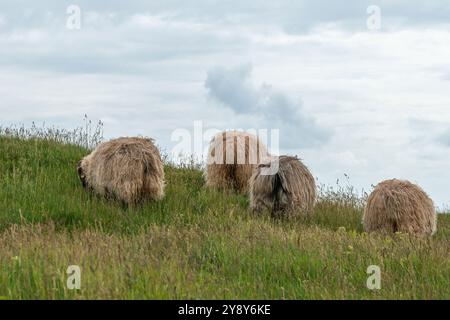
0, 115, 104, 150
0, 123, 448, 299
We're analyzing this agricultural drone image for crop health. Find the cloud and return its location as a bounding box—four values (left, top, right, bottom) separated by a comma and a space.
1, 1, 450, 206
438, 129, 450, 147
205, 64, 331, 148
0, 11, 255, 75
1, 0, 450, 34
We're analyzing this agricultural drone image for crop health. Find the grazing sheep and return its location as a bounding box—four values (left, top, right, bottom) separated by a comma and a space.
363, 179, 437, 236
77, 137, 165, 206
249, 155, 316, 216
205, 131, 270, 193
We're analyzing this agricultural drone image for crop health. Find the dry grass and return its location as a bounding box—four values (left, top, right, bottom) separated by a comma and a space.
0, 220, 448, 299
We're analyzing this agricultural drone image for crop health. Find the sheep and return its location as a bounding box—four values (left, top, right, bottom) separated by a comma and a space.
249, 155, 316, 216
363, 179, 437, 236
77, 137, 165, 206
205, 131, 270, 193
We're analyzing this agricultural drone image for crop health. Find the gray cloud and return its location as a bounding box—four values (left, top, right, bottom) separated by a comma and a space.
438, 130, 450, 147
205, 64, 331, 148
408, 117, 450, 149
0, 13, 250, 74
1, 1, 449, 75
1, 0, 449, 33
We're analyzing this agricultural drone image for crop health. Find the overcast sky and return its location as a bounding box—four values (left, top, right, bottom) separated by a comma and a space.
1, 1, 450, 208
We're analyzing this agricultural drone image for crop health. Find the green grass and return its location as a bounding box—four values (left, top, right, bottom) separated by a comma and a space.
0, 135, 448, 299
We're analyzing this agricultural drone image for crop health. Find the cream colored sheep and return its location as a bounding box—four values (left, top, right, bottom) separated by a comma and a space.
77, 137, 164, 206
363, 179, 437, 236
205, 131, 270, 193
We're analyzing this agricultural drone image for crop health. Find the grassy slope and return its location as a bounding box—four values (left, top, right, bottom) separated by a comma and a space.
0, 136, 448, 299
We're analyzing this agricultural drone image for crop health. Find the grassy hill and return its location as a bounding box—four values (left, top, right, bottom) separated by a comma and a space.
0, 134, 448, 299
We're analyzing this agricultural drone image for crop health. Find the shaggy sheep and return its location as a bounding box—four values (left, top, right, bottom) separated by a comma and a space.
77, 137, 165, 206
363, 179, 437, 236
205, 131, 270, 193
249, 155, 316, 216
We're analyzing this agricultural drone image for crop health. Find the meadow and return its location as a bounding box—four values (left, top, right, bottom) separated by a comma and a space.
0, 124, 448, 299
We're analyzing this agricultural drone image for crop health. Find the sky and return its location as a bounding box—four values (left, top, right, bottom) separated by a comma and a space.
1, 1, 450, 208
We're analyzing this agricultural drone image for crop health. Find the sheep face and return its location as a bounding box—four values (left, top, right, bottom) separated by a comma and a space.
77, 159, 88, 189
